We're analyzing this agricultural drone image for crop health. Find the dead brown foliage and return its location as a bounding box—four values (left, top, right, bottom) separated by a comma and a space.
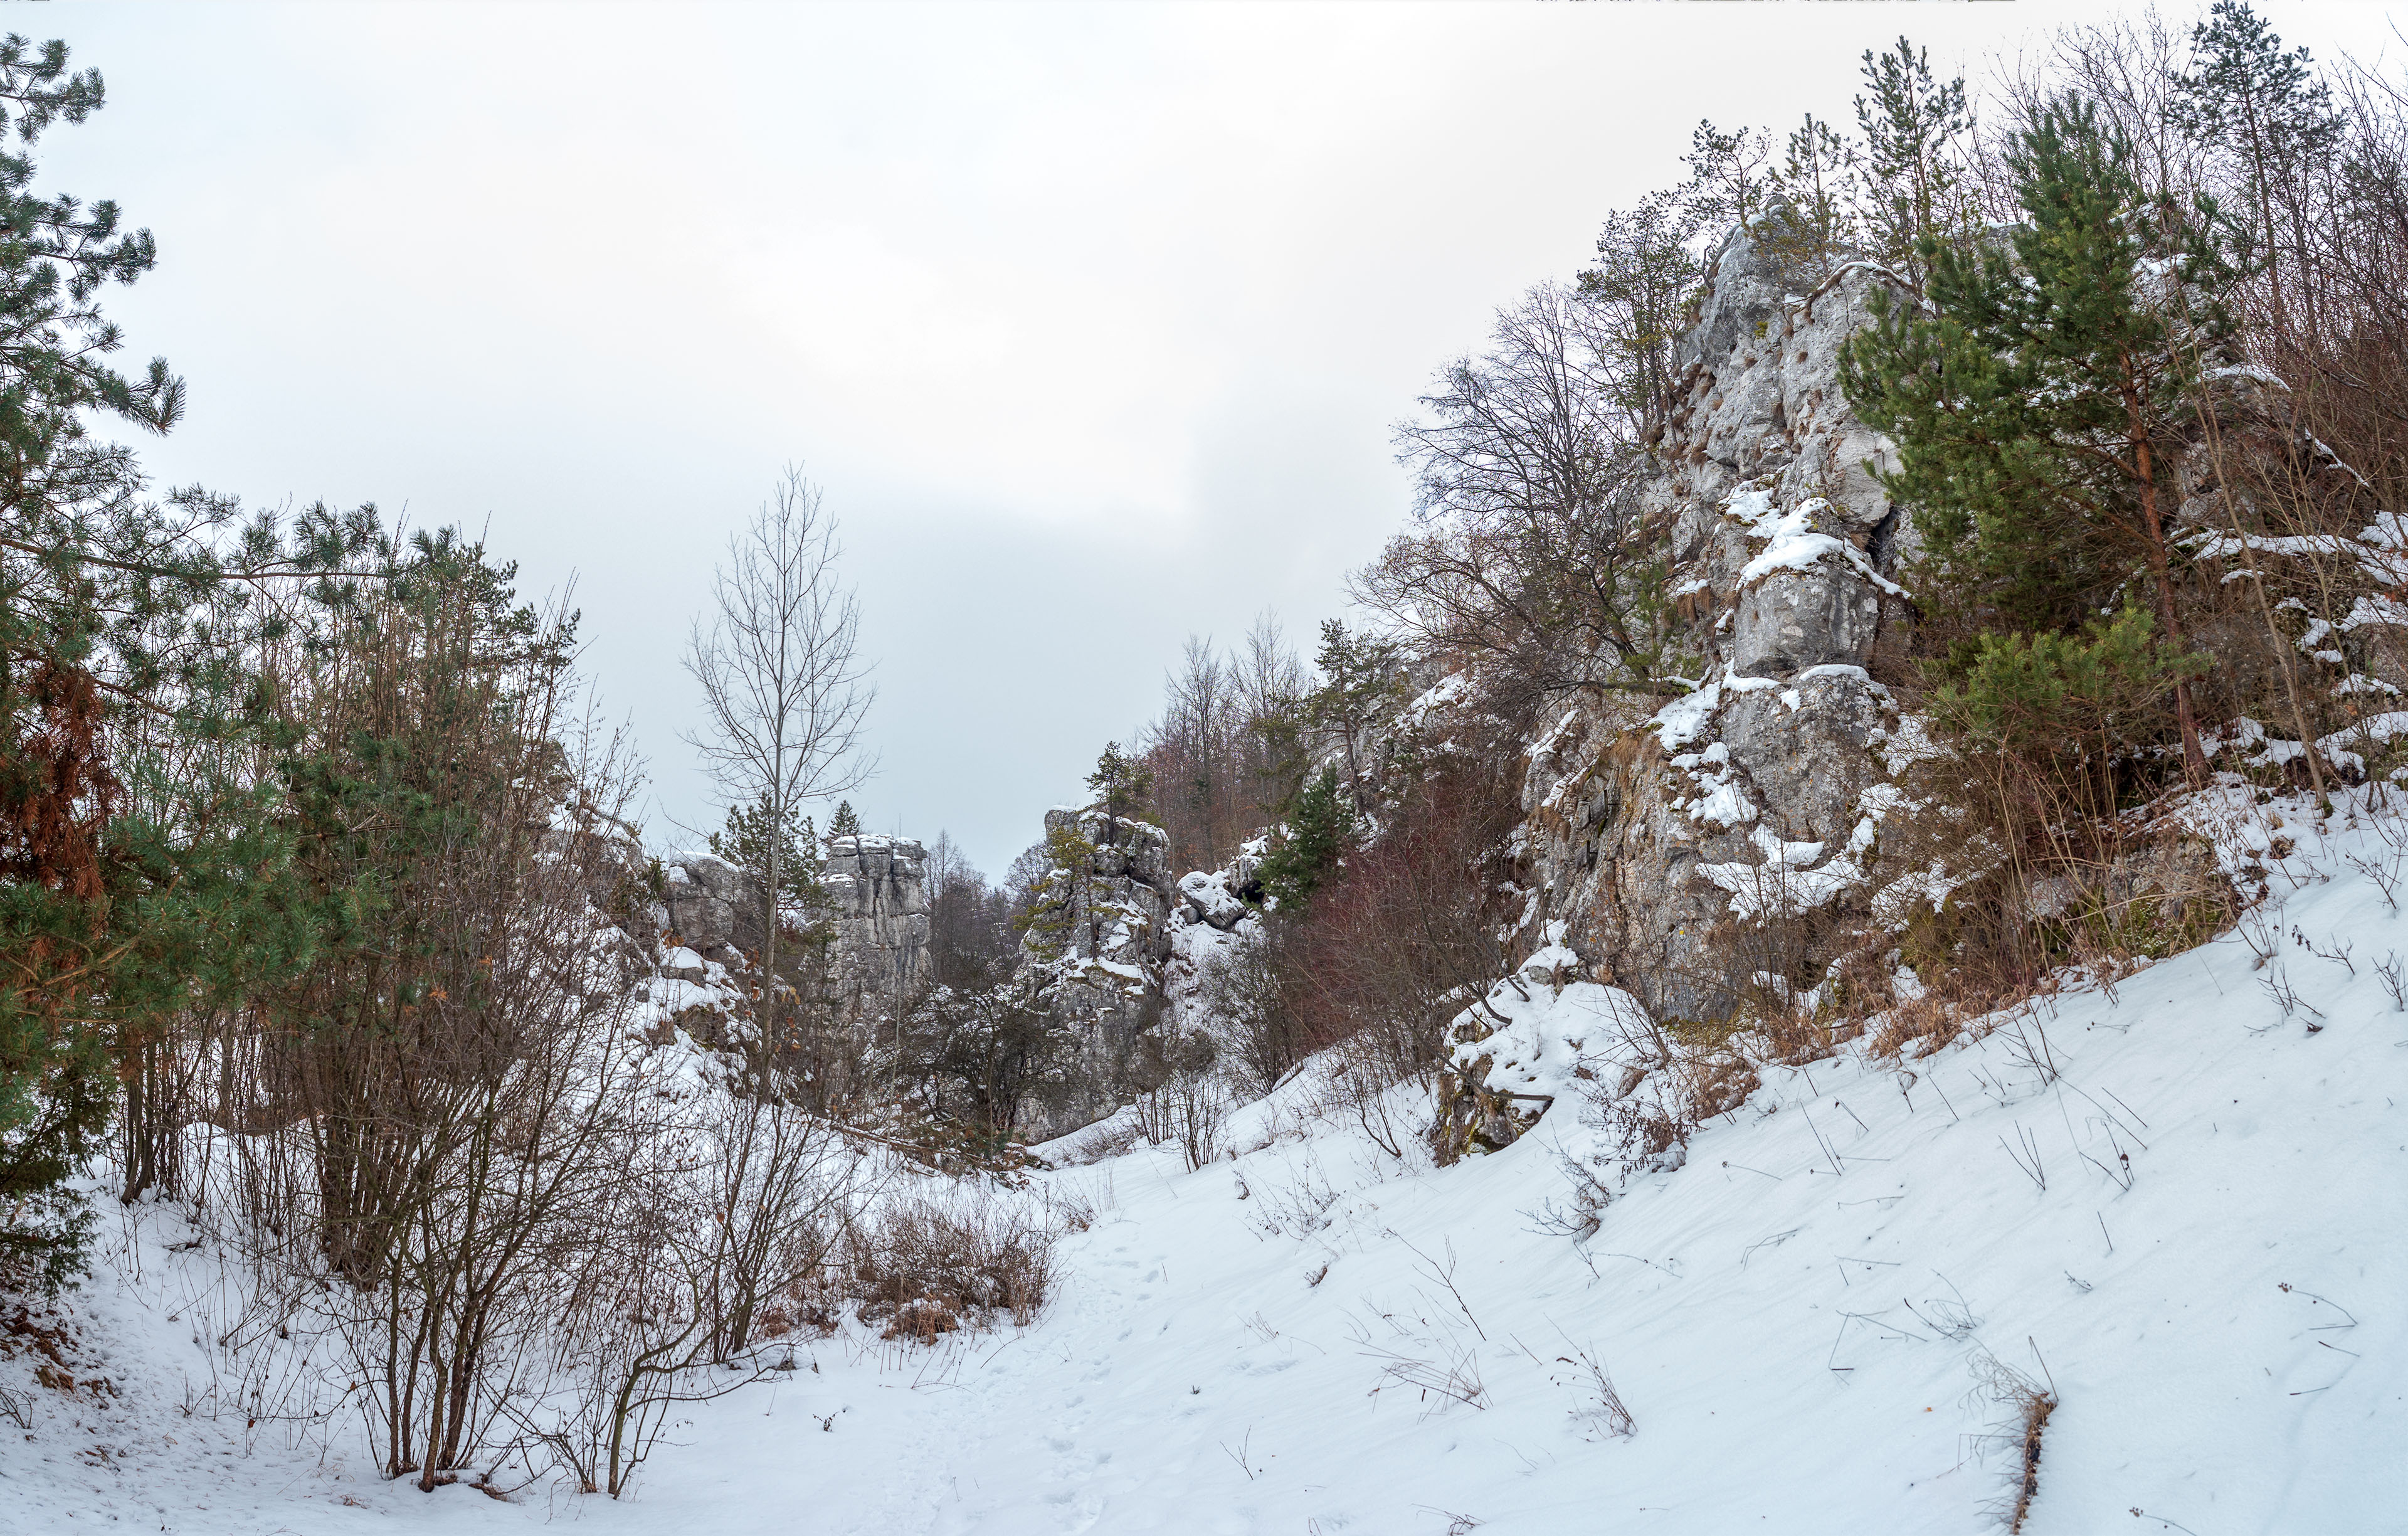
840, 1192, 1057, 1342
1284, 766, 1521, 1091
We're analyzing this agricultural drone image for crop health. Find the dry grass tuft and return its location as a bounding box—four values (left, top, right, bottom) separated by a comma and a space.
1553, 1338, 1636, 1441
840, 1190, 1058, 1342
751, 1287, 842, 1342
1968, 1349, 2059, 1532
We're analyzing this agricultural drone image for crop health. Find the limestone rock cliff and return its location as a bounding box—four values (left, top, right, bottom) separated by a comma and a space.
1011, 808, 1176, 1138
823, 833, 932, 1020
1513, 228, 1923, 1022
655, 830, 931, 1034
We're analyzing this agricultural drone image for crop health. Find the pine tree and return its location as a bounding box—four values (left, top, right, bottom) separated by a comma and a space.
1840, 93, 2236, 781
708, 794, 833, 1060
1084, 741, 1154, 839
1255, 766, 1356, 913
1017, 818, 1099, 961
0, 37, 347, 1279
1308, 621, 1403, 817
1578, 189, 1706, 430
1853, 36, 1975, 285
828, 799, 861, 838
1766, 112, 1864, 284
709, 796, 831, 940
2169, 1, 2343, 336
1933, 605, 2208, 771
1682, 119, 1774, 231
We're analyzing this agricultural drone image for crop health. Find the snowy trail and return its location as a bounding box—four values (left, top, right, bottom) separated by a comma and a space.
8, 799, 2408, 1534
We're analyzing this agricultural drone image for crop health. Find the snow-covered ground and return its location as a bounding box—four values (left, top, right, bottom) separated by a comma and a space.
6, 799, 2405, 1534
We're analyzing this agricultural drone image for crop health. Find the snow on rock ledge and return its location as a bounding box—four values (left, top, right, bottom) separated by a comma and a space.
1176, 869, 1249, 931
1432, 940, 1655, 1163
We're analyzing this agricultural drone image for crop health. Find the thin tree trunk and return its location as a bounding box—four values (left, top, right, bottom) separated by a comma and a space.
2195, 389, 2327, 800
2127, 378, 2210, 785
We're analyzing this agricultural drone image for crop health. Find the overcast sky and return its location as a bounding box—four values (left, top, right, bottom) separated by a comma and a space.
48, 2, 2402, 877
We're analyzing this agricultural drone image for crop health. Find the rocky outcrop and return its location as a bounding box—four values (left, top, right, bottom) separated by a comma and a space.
1447, 222, 2339, 1153
1175, 870, 1249, 932
1024, 808, 1175, 978
823, 834, 931, 1020
663, 854, 752, 962
1003, 808, 1182, 1140
656, 831, 931, 1034
1513, 228, 1925, 1023
1432, 940, 1645, 1163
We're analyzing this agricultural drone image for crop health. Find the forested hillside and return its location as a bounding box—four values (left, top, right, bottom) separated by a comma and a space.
4, 9, 2404, 1533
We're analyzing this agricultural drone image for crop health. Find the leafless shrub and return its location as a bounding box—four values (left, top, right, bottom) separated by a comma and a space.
511, 1112, 853, 1500
1565, 1034, 1758, 1184
1131, 1053, 1228, 1173
1868, 985, 1978, 1061
1280, 765, 1522, 1094
1397, 1235, 1487, 1342
699, 1096, 870, 1362
1048, 1182, 1098, 1234
1348, 1239, 1501, 1419
1349, 1304, 1489, 1417
1306, 1049, 1426, 1163
2343, 846, 2404, 911
2378, 950, 2408, 1012
2294, 924, 2355, 975
1524, 1150, 1616, 1241
839, 1189, 1058, 1342
1605, 1089, 1691, 1170
1170, 1071, 1228, 1172
1243, 1160, 1344, 1241
1195, 929, 1311, 1097
1551, 1337, 1635, 1440
2258, 950, 2323, 1024
2237, 897, 2283, 969
197, 566, 704, 1493
1657, 856, 1844, 1060
154, 551, 883, 1501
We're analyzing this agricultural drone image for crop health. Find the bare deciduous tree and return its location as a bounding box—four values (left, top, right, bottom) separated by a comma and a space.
1363, 282, 1672, 726
924, 830, 1017, 993
683, 468, 878, 1386
684, 465, 877, 1076
1139, 613, 1309, 872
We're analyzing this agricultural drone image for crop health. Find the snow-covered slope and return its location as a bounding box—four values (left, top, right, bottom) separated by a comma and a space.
7, 801, 2405, 1534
